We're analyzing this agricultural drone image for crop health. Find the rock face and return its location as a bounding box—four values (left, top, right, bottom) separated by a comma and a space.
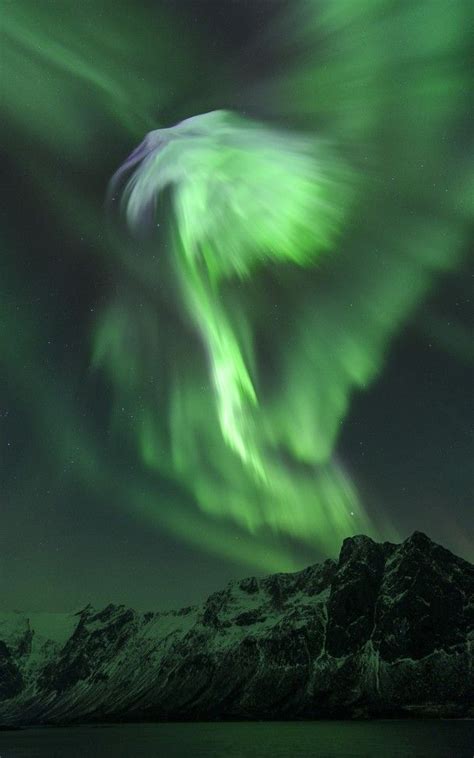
0, 532, 472, 724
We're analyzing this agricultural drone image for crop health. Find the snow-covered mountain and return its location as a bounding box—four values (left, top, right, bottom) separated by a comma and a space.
1, 532, 472, 724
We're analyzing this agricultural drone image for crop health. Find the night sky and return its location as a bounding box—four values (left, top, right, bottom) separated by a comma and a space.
1, 0, 472, 613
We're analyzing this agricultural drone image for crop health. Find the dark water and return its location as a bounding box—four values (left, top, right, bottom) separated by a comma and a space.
1, 721, 473, 758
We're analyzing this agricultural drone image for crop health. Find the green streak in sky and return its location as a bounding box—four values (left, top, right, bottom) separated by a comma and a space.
112, 110, 351, 474
97, 110, 368, 551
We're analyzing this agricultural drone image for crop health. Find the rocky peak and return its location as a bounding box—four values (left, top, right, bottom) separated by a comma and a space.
404, 530, 433, 547
338, 534, 380, 566
0, 532, 472, 724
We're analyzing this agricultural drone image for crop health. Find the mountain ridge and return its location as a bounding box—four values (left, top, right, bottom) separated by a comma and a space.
1, 531, 473, 724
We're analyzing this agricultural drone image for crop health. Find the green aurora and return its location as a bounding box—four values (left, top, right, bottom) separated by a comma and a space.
0, 0, 472, 599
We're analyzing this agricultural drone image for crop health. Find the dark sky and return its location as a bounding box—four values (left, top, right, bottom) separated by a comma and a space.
0, 0, 472, 613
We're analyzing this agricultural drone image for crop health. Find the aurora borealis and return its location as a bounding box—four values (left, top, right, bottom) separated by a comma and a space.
0, 0, 473, 612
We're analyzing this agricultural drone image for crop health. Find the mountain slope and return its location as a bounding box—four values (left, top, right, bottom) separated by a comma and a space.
0, 532, 472, 724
